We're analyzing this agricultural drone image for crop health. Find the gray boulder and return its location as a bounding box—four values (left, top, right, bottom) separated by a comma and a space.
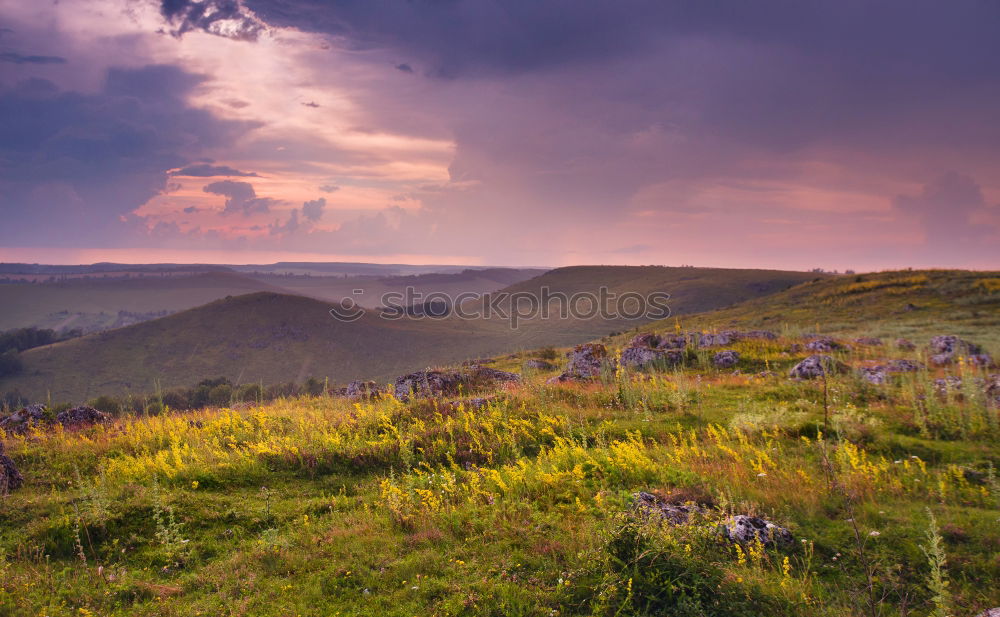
655, 334, 688, 349
713, 350, 740, 368
805, 337, 844, 352
721, 515, 793, 547
549, 343, 613, 382
620, 346, 683, 370
0, 404, 48, 434
0, 441, 23, 493
394, 370, 465, 400
929, 335, 985, 366
631, 491, 704, 525
858, 358, 924, 385
345, 380, 379, 399
789, 355, 847, 379
56, 405, 111, 430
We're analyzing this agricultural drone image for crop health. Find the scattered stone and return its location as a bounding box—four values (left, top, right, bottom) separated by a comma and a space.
525, 359, 555, 370
744, 330, 779, 340
465, 366, 521, 387
345, 380, 379, 399
933, 376, 965, 395
720, 515, 793, 547
631, 491, 704, 525
656, 334, 688, 349
853, 337, 883, 346
895, 338, 916, 351
885, 359, 924, 373
0, 404, 48, 434
975, 609, 1000, 617
713, 350, 740, 368
756, 371, 777, 378
789, 355, 847, 379
0, 441, 23, 493
968, 354, 994, 368
630, 333, 663, 349
698, 331, 736, 347
394, 370, 465, 401
805, 337, 844, 352
858, 358, 924, 385
858, 367, 888, 385
548, 343, 615, 383
56, 406, 111, 430
620, 346, 683, 370
929, 335, 985, 366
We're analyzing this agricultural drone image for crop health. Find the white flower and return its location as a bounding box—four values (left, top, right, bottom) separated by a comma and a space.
757, 472, 768, 477
869, 530, 880, 537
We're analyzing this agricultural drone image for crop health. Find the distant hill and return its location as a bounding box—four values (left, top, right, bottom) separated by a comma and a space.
0, 265, 823, 402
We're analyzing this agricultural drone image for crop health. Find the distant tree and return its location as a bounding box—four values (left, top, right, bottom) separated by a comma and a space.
303, 376, 326, 396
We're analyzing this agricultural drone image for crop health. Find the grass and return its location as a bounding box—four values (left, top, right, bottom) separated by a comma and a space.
1, 269, 998, 616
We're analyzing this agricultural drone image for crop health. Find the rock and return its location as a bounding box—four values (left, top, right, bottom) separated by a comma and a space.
620, 346, 683, 370
756, 371, 777, 378
698, 331, 736, 347
975, 609, 1000, 617
56, 406, 111, 430
804, 337, 844, 352
895, 338, 916, 350
631, 491, 704, 525
968, 354, 994, 368
465, 366, 521, 387
987, 375, 1000, 406
525, 359, 555, 370
858, 367, 888, 385
858, 358, 924, 385
721, 515, 793, 547
0, 441, 23, 493
0, 403, 48, 434
655, 334, 688, 349
345, 380, 379, 399
744, 330, 779, 340
789, 355, 847, 379
929, 335, 984, 366
630, 333, 662, 349
394, 370, 465, 401
713, 350, 740, 368
548, 343, 613, 382
853, 337, 883, 346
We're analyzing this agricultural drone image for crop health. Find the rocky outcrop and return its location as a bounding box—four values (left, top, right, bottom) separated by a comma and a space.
744, 330, 779, 340
804, 337, 845, 352
0, 404, 48, 434
713, 350, 740, 368
789, 355, 847, 379
720, 515, 793, 547
857, 359, 924, 384
394, 366, 521, 400
631, 491, 704, 525
0, 441, 23, 493
929, 335, 987, 366
345, 380, 379, 400
548, 343, 613, 382
895, 338, 916, 350
394, 371, 465, 400
620, 346, 683, 370
56, 406, 111, 430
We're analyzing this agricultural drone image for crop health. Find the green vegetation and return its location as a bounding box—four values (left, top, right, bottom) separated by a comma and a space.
1, 269, 997, 616
0, 265, 822, 402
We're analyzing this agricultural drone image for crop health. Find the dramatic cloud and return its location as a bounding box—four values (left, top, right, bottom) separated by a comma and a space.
0, 64, 255, 244
171, 163, 260, 177
301, 197, 325, 222
160, 0, 266, 41
203, 180, 278, 216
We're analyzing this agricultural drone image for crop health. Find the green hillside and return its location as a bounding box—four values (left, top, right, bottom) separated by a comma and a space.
0, 266, 822, 402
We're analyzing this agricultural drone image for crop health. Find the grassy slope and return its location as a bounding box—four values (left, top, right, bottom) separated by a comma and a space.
2, 269, 999, 616
1, 266, 821, 402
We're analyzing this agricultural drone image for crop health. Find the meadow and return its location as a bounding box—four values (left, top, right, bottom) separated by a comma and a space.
1, 269, 998, 616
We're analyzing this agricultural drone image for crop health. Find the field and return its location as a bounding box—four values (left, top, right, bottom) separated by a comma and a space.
1, 269, 998, 616
0, 266, 821, 403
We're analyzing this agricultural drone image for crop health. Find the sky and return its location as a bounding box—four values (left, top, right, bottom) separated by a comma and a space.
0, 0, 998, 271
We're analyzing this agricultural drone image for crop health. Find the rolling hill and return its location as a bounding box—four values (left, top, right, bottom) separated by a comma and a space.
0, 265, 823, 402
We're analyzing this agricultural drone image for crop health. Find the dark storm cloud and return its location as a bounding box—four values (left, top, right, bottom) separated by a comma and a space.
395, 63, 413, 73
0, 64, 257, 244
0, 51, 67, 64
160, 0, 265, 41
203, 180, 278, 215
171, 163, 260, 177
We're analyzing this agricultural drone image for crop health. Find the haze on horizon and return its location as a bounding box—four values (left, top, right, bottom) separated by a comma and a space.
1, 0, 999, 271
